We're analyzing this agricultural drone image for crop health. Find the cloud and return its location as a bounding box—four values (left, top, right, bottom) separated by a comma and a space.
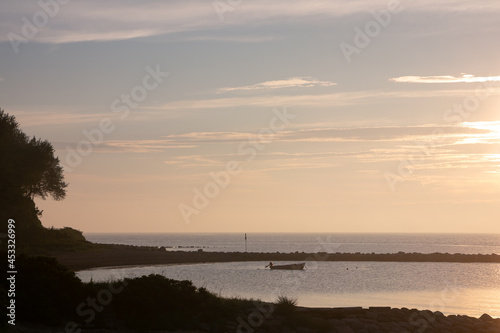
9, 106, 186, 127
158, 123, 490, 146
148, 88, 500, 111
156, 122, 500, 175
3, 1, 500, 44
390, 74, 500, 83
1, 1, 214, 44
60, 139, 197, 154
280, 125, 489, 143
81, 121, 500, 179
13, 110, 112, 127
184, 35, 276, 43
12, 86, 500, 128
57, 123, 485, 161
99, 140, 196, 153
217, 77, 337, 93
163, 131, 252, 143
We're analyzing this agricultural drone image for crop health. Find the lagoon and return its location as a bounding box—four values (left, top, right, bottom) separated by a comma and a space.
77, 260, 500, 318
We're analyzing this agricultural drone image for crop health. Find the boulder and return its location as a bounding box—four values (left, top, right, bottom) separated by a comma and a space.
335, 326, 356, 333
328, 319, 346, 327
364, 323, 382, 333
364, 310, 379, 320
343, 318, 364, 330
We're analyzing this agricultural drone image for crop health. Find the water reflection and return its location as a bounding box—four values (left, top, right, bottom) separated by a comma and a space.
77, 261, 500, 318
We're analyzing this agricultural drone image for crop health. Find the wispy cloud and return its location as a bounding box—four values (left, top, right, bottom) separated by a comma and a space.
12, 86, 500, 127
163, 131, 252, 143
217, 77, 337, 93
149, 88, 500, 111
100, 140, 196, 153
10, 107, 185, 127
59, 139, 197, 154
390, 74, 500, 83
281, 125, 489, 143
1, 1, 213, 44
14, 111, 112, 127
81, 121, 500, 179
157, 123, 490, 146
184, 35, 276, 43
58, 123, 487, 158
4, 0, 498, 44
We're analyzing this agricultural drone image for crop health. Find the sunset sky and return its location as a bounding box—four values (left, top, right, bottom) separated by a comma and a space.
1, 0, 500, 233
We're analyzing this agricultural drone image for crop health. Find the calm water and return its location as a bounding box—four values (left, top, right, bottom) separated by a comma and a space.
77, 261, 500, 318
80, 233, 500, 318
84, 233, 500, 254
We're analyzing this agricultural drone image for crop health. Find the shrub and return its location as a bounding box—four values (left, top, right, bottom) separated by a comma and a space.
112, 274, 232, 330
12, 255, 87, 325
276, 295, 298, 316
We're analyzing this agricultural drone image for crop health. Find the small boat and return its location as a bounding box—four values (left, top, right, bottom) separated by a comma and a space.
266, 262, 305, 270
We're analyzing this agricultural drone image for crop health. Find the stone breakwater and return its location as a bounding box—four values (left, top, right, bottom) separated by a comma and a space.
229, 306, 500, 333
53, 243, 500, 271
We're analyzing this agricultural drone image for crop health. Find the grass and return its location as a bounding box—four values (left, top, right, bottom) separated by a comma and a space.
276, 295, 298, 315
276, 295, 333, 331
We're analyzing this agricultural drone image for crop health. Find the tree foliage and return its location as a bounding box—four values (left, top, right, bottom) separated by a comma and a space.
0, 109, 67, 202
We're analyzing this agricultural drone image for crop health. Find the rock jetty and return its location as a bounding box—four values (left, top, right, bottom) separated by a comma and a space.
53, 243, 500, 271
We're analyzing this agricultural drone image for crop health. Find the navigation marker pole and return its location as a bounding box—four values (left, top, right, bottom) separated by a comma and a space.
245, 233, 247, 253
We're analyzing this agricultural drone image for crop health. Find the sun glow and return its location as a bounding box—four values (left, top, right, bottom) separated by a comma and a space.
459, 121, 500, 144
456, 121, 500, 174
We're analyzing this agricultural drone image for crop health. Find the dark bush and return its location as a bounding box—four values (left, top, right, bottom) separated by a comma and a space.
14, 255, 87, 325
113, 274, 223, 330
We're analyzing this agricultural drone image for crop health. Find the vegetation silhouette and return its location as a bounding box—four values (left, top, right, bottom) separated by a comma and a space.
0, 109, 88, 252
0, 255, 256, 331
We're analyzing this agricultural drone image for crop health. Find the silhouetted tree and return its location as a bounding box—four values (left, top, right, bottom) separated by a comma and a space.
0, 109, 67, 201
0, 109, 68, 240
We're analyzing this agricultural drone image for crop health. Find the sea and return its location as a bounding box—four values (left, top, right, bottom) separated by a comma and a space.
84, 232, 500, 254
79, 233, 500, 318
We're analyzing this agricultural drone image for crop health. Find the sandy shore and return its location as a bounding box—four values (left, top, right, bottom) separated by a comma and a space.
51, 243, 500, 271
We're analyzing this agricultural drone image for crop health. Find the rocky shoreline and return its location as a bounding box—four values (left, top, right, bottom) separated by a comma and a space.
11, 306, 500, 333
231, 306, 500, 333
52, 243, 500, 271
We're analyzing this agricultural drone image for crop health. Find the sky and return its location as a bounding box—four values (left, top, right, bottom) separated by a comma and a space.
1, 0, 500, 233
